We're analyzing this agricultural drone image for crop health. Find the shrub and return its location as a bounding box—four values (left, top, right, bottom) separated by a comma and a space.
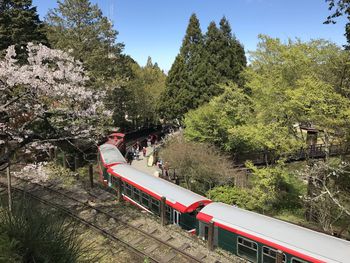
0, 196, 98, 262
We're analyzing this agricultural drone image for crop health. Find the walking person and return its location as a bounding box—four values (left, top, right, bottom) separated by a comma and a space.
142, 147, 147, 157
135, 147, 139, 160
164, 161, 169, 179
126, 150, 133, 165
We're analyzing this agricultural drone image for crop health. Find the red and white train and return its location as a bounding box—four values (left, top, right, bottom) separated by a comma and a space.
98, 143, 350, 263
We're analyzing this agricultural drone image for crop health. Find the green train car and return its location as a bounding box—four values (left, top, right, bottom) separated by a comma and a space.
107, 163, 211, 231
197, 202, 350, 263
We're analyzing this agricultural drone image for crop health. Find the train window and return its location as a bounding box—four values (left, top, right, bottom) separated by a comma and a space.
237, 237, 258, 263
291, 258, 309, 263
132, 188, 141, 203
262, 246, 286, 263
124, 183, 132, 197
141, 193, 150, 207
150, 198, 160, 214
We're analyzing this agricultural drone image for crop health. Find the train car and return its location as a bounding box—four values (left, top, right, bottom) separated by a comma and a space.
107, 133, 126, 155
107, 164, 212, 232
196, 202, 350, 263
98, 144, 126, 185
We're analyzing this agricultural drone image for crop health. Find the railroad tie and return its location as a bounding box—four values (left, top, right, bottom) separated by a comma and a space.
130, 236, 144, 245
194, 252, 207, 261
178, 243, 190, 251
161, 251, 177, 263
144, 244, 159, 254
161, 235, 173, 242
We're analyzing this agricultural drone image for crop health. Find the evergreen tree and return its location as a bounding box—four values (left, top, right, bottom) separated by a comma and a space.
160, 15, 247, 121
45, 0, 124, 87
160, 14, 215, 120
146, 56, 153, 68
0, 0, 48, 53
218, 16, 246, 84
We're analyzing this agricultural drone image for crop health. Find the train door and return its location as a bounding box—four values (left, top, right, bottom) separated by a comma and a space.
173, 210, 181, 225
198, 222, 218, 245
204, 225, 209, 240
199, 222, 209, 240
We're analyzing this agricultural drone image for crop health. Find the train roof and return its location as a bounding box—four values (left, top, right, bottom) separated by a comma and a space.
197, 202, 350, 263
98, 144, 126, 167
108, 164, 211, 213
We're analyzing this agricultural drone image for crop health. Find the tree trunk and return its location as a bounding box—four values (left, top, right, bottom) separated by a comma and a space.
5, 146, 12, 213
305, 175, 314, 222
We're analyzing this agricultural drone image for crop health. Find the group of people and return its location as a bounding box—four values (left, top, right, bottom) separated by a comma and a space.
126, 141, 147, 165
125, 134, 159, 165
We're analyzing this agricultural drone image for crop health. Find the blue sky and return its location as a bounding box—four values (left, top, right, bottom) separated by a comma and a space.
33, 0, 348, 71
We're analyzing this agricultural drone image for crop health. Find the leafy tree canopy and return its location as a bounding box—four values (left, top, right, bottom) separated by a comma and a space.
185, 36, 350, 158
208, 163, 304, 213
112, 57, 166, 131
45, 0, 124, 88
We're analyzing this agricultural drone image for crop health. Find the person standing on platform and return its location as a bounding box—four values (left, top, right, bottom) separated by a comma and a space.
142, 147, 147, 157
126, 150, 133, 165
147, 135, 152, 147
164, 161, 169, 178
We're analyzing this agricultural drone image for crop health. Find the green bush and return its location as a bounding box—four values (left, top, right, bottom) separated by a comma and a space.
0, 196, 98, 263
208, 163, 305, 214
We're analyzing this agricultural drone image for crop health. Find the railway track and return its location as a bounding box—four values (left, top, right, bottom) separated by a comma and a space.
0, 176, 206, 263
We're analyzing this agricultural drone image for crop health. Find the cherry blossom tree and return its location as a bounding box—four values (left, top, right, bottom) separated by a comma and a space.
0, 43, 113, 169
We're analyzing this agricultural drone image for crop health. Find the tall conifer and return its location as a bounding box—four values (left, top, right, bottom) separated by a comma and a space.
218, 16, 246, 84
160, 14, 216, 120
160, 15, 247, 121
46, 0, 124, 87
0, 0, 48, 53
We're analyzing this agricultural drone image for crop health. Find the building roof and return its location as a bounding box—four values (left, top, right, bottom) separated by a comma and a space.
108, 164, 211, 213
98, 144, 126, 167
197, 202, 350, 263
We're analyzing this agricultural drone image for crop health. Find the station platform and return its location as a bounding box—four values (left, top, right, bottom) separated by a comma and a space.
130, 146, 161, 177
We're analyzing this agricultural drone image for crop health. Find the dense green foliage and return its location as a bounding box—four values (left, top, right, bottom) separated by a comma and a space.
185, 36, 350, 158
45, 0, 165, 131
206, 17, 246, 85
159, 14, 246, 121
0, 198, 96, 263
181, 35, 350, 237
0, 0, 48, 55
45, 0, 124, 88
208, 163, 305, 213
112, 56, 166, 130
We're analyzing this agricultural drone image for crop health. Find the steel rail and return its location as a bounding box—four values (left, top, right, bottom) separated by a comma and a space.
0, 180, 159, 263
0, 176, 202, 263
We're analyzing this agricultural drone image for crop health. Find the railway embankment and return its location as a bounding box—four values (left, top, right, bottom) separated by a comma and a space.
1, 163, 244, 263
